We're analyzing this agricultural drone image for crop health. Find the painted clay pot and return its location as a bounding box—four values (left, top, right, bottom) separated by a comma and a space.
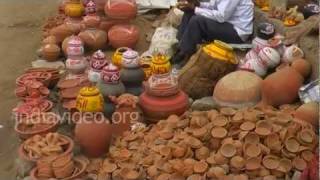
65, 0, 85, 18
42, 44, 61, 61
100, 63, 121, 84
79, 28, 108, 50
139, 90, 189, 123
282, 44, 304, 63
252, 37, 271, 53
261, 66, 304, 107
108, 24, 139, 49
291, 58, 311, 78
76, 86, 104, 112
140, 55, 153, 80
88, 50, 108, 82
66, 56, 88, 75
74, 115, 112, 157
151, 54, 171, 75
112, 47, 130, 68
98, 64, 125, 98
294, 102, 319, 129
258, 47, 280, 68
104, 0, 137, 20
63, 35, 84, 57
146, 73, 179, 97
240, 58, 267, 77
213, 71, 263, 108
257, 22, 275, 40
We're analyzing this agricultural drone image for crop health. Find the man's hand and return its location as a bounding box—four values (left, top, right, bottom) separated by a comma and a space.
177, 0, 198, 12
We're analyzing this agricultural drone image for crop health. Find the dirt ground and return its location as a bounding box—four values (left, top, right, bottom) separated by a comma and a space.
0, 1, 59, 179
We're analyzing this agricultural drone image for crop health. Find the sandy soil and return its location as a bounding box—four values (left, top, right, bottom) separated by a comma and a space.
0, 1, 59, 179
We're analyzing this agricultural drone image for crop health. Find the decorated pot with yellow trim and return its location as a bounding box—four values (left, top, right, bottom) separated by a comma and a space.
65, 0, 85, 18
203, 40, 237, 65
112, 47, 130, 68
76, 86, 104, 112
151, 54, 171, 75
140, 55, 153, 80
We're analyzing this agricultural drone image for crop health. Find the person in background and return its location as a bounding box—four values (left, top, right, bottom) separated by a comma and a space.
171, 0, 254, 68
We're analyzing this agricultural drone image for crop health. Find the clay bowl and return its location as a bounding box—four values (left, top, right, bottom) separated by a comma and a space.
18, 134, 74, 162
255, 120, 272, 136
230, 156, 246, 170
262, 155, 280, 170
60, 86, 82, 99
297, 129, 315, 144
240, 121, 256, 131
284, 137, 300, 153
14, 113, 61, 140
245, 157, 261, 171
220, 143, 236, 158
30, 157, 87, 180
57, 78, 82, 89
244, 143, 262, 158
211, 127, 228, 139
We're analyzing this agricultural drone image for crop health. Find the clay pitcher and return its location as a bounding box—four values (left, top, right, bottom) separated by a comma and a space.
75, 115, 112, 157
261, 66, 304, 107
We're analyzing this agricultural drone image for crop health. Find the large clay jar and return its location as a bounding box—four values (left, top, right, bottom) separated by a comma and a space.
112, 47, 130, 68
213, 71, 263, 109
104, 0, 137, 20
120, 50, 144, 95
261, 66, 304, 107
74, 115, 112, 157
79, 28, 108, 50
294, 102, 319, 129
108, 24, 139, 49
139, 73, 189, 123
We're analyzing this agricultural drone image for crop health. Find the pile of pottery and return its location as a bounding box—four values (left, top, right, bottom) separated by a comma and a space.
15, 112, 60, 140
13, 98, 54, 120
30, 154, 87, 180
90, 105, 318, 179
19, 133, 74, 161
239, 22, 304, 77
57, 77, 91, 111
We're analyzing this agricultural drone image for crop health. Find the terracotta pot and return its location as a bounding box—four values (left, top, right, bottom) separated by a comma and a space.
62, 35, 84, 56
42, 44, 61, 61
83, 14, 101, 28
14, 113, 60, 140
18, 135, 74, 162
291, 58, 311, 78
108, 24, 139, 49
294, 102, 319, 129
79, 28, 108, 50
213, 71, 263, 109
261, 67, 304, 107
104, 0, 137, 20
99, 16, 128, 34
64, 0, 85, 18
74, 116, 112, 157
95, 0, 107, 13
139, 90, 189, 123
66, 56, 88, 75
282, 45, 304, 63
42, 36, 58, 45
49, 24, 78, 43
258, 47, 280, 68
30, 157, 87, 180
98, 82, 125, 100
252, 37, 271, 53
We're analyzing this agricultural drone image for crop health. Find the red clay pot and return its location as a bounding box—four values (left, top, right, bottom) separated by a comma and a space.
104, 0, 137, 20
291, 58, 312, 78
108, 24, 139, 49
74, 116, 112, 157
261, 67, 304, 107
294, 102, 319, 129
79, 28, 108, 50
99, 16, 128, 34
139, 90, 189, 123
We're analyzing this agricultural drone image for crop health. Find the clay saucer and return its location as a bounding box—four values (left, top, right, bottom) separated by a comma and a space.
240, 121, 256, 131
192, 127, 208, 139
186, 174, 204, 180
207, 110, 219, 120
255, 121, 272, 136
212, 115, 228, 127
211, 127, 228, 139
57, 78, 81, 89
245, 157, 261, 171
206, 155, 216, 165
193, 160, 208, 173
301, 150, 314, 162
284, 137, 300, 153
213, 151, 228, 165
278, 158, 292, 173
259, 143, 271, 155
275, 113, 292, 125
292, 157, 307, 171
230, 156, 245, 169
62, 100, 77, 110
220, 143, 236, 158
298, 129, 315, 144
238, 131, 249, 140
159, 146, 172, 158
186, 136, 203, 149
195, 147, 210, 160
231, 111, 244, 123
102, 162, 117, 173
244, 133, 260, 144
60, 86, 82, 99
281, 148, 297, 159
262, 155, 280, 170
263, 175, 277, 180
220, 107, 237, 116
244, 143, 261, 158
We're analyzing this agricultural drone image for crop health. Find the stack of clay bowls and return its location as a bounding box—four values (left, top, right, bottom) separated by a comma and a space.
12, 98, 54, 120
89, 104, 318, 179
24, 68, 61, 88
57, 76, 91, 111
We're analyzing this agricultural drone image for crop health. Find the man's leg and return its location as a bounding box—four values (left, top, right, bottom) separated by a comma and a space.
177, 11, 195, 41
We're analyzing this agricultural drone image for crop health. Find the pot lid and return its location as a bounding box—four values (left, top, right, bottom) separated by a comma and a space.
278, 158, 292, 173
292, 157, 307, 171
92, 50, 106, 60
79, 86, 100, 96
244, 143, 261, 157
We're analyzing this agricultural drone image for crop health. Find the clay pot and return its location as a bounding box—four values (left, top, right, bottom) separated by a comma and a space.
258, 47, 280, 68
95, 0, 107, 13
252, 37, 271, 53
108, 24, 139, 49
75, 86, 104, 112
291, 58, 311, 78
104, 0, 137, 20
240, 57, 267, 77
74, 115, 112, 157
79, 28, 108, 50
261, 67, 304, 107
66, 56, 88, 75
42, 36, 58, 45
15, 113, 60, 140
112, 47, 130, 67
294, 102, 319, 128
213, 71, 263, 108
139, 90, 189, 123
62, 35, 84, 56
42, 44, 61, 61
282, 45, 304, 63
30, 157, 87, 180
100, 63, 121, 84
151, 54, 172, 75
49, 24, 78, 43
83, 14, 101, 28
64, 0, 85, 18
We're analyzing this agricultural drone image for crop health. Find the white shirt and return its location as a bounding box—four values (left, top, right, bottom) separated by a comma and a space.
195, 0, 254, 41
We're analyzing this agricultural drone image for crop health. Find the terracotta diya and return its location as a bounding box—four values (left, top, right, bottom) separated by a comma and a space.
220, 143, 237, 158
246, 157, 261, 171
284, 137, 300, 153
230, 156, 246, 169
255, 120, 272, 136
212, 115, 229, 127
211, 127, 228, 139
240, 121, 256, 131
262, 155, 280, 170
244, 143, 262, 158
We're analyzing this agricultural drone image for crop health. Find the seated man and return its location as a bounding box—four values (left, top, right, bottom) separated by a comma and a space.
172, 0, 254, 68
